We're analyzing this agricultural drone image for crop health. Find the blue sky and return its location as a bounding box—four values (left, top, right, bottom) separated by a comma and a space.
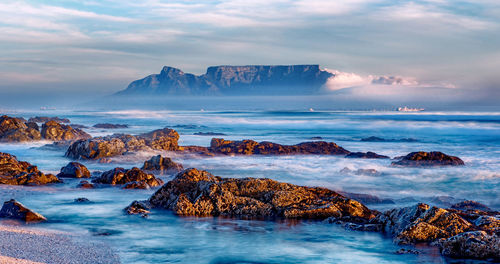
0, 0, 499, 101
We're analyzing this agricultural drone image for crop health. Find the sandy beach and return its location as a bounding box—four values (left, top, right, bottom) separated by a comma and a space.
0, 224, 120, 264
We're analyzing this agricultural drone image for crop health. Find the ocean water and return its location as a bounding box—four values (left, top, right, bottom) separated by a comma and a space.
1, 109, 499, 263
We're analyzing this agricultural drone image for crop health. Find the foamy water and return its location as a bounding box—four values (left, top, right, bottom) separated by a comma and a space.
1, 110, 499, 263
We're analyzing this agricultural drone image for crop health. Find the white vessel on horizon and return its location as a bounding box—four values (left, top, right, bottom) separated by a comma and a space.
397, 106, 425, 112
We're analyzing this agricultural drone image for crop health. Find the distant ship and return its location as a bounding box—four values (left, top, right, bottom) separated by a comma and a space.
397, 106, 425, 112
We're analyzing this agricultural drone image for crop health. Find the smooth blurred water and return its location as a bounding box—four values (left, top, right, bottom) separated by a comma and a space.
1, 109, 499, 263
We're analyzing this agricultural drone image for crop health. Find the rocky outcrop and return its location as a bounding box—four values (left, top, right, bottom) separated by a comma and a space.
0, 115, 41, 142
345, 152, 389, 159
451, 200, 492, 212
28, 116, 70, 123
208, 138, 350, 156
148, 168, 375, 219
0, 152, 61, 185
93, 123, 128, 129
116, 65, 333, 96
438, 231, 499, 261
65, 127, 179, 160
0, 199, 46, 222
57, 162, 91, 178
391, 151, 464, 167
41, 121, 91, 141
93, 167, 163, 189
141, 155, 183, 174
124, 200, 151, 217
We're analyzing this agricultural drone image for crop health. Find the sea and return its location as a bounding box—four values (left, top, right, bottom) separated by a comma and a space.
0, 109, 499, 263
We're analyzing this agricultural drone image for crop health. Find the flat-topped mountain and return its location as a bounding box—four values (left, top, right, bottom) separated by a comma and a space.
115, 65, 333, 96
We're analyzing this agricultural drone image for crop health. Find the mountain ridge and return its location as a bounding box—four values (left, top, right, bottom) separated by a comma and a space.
115, 65, 334, 96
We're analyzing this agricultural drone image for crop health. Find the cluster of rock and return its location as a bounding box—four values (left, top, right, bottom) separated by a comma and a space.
92, 167, 163, 189
65, 127, 179, 160
0, 199, 46, 222
392, 151, 465, 167
0, 115, 89, 142
129, 168, 375, 220
208, 138, 350, 155
141, 155, 183, 174
0, 152, 60, 185
28, 116, 70, 123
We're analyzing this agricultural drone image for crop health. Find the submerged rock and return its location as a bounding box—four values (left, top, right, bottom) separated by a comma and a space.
148, 168, 375, 219
0, 115, 41, 142
125, 200, 151, 217
208, 138, 350, 155
193, 132, 226, 136
0, 152, 61, 185
74, 197, 91, 203
57, 162, 91, 178
28, 116, 70, 123
41, 121, 91, 141
93, 123, 128, 129
141, 155, 184, 174
65, 127, 179, 160
361, 136, 418, 142
391, 151, 464, 167
93, 167, 163, 189
345, 152, 389, 159
77, 180, 95, 189
0, 199, 46, 222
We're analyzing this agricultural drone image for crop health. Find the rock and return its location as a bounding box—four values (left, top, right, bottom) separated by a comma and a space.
173, 124, 207, 129
0, 115, 41, 142
70, 124, 88, 129
93, 123, 128, 129
361, 136, 418, 142
28, 116, 70, 123
395, 248, 420, 255
141, 155, 184, 174
361, 136, 386, 142
148, 168, 375, 219
124, 200, 151, 217
57, 162, 91, 178
391, 151, 464, 167
451, 200, 492, 212
339, 192, 395, 205
93, 167, 163, 189
0, 199, 46, 222
77, 180, 95, 189
179, 146, 214, 156
41, 121, 91, 141
345, 152, 389, 159
65, 127, 179, 160
209, 138, 350, 155
438, 231, 499, 260
74, 197, 90, 203
0, 152, 61, 185
193, 132, 226, 136
310, 137, 323, 140
25, 121, 39, 131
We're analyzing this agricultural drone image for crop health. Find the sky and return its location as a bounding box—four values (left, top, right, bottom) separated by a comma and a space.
0, 0, 499, 106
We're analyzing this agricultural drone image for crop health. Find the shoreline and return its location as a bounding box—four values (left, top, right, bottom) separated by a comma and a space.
0, 223, 120, 264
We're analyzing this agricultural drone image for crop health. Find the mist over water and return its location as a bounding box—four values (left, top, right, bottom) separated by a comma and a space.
0, 109, 498, 263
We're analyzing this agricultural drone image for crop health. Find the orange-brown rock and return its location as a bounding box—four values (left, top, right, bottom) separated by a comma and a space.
0, 115, 41, 142
392, 151, 464, 167
148, 168, 374, 219
57, 162, 91, 178
93, 167, 163, 189
0, 199, 46, 222
141, 155, 183, 174
208, 138, 350, 156
41, 121, 91, 141
0, 152, 61, 185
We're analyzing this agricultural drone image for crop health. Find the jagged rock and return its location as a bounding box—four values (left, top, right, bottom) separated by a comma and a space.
25, 122, 39, 131
0, 115, 41, 142
451, 200, 492, 212
345, 152, 389, 159
209, 138, 350, 155
41, 121, 91, 141
65, 127, 179, 160
77, 180, 94, 189
74, 197, 90, 203
0, 152, 61, 185
0, 199, 46, 222
391, 151, 464, 167
93, 167, 163, 189
124, 200, 151, 217
148, 168, 375, 219
57, 162, 91, 178
28, 116, 70, 123
93, 123, 128, 129
141, 155, 183, 174
438, 231, 499, 260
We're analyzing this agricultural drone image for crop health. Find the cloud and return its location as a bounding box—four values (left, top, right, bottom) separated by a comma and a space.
324, 69, 420, 91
